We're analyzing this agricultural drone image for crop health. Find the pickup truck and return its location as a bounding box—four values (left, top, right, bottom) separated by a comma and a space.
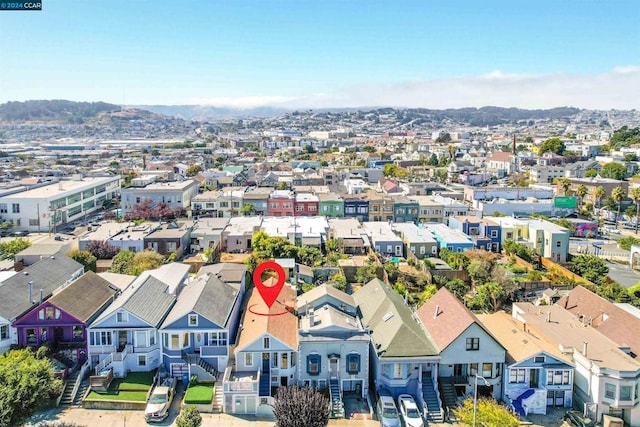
145, 376, 177, 422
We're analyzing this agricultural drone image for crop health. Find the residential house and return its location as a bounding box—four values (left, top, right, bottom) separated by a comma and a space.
144, 221, 193, 257
189, 217, 230, 256
243, 187, 274, 216
416, 288, 505, 415
485, 216, 530, 246
217, 187, 247, 217
353, 279, 442, 422
558, 286, 640, 360
192, 190, 221, 216
565, 160, 602, 179
525, 218, 570, 263
297, 285, 370, 418
121, 179, 199, 216
530, 166, 566, 184
160, 263, 247, 380
318, 193, 345, 218
12, 271, 117, 364
378, 179, 404, 196
448, 216, 502, 253
268, 190, 295, 217
0, 255, 84, 355
224, 283, 298, 415
512, 303, 640, 426
261, 217, 297, 244
392, 222, 438, 259
423, 223, 475, 253
328, 218, 371, 255
478, 311, 574, 416
87, 264, 189, 377
362, 222, 404, 257
343, 194, 369, 222
294, 193, 319, 216
409, 196, 445, 224
485, 152, 517, 177
447, 160, 475, 182
393, 197, 419, 224
223, 216, 263, 253
295, 216, 330, 249
364, 190, 394, 222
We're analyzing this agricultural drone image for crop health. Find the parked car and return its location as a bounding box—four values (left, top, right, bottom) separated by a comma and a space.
563, 410, 595, 427
397, 394, 424, 427
377, 390, 400, 427
145, 376, 177, 422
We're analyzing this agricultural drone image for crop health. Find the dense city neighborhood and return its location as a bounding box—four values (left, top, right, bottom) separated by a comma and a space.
1, 102, 640, 427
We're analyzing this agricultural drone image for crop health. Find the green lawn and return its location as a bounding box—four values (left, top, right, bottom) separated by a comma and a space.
85, 390, 148, 402
184, 384, 214, 404
110, 370, 156, 391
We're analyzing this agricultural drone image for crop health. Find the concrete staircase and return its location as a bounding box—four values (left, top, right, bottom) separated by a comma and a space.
59, 370, 79, 406
438, 377, 459, 420
422, 374, 443, 423
212, 378, 224, 413
329, 378, 344, 419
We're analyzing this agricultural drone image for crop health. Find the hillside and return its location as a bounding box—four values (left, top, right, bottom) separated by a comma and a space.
0, 100, 121, 123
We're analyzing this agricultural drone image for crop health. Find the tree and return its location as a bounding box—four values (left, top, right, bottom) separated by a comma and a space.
597, 282, 630, 303
444, 279, 471, 299
558, 176, 571, 196
631, 187, 640, 234
585, 168, 599, 178
85, 240, 120, 259
608, 126, 640, 150
601, 162, 627, 181
176, 405, 202, 427
575, 184, 588, 211
594, 186, 606, 209
186, 164, 203, 177
612, 186, 627, 229
427, 153, 439, 166
452, 397, 519, 427
624, 153, 638, 162
383, 163, 398, 177
469, 282, 508, 312
128, 250, 164, 275
277, 181, 288, 190
240, 203, 256, 216
273, 385, 329, 427
435, 133, 452, 144
0, 237, 31, 260
362, 145, 376, 153
355, 264, 378, 284
571, 254, 609, 285
329, 273, 347, 292
0, 348, 64, 426
110, 250, 135, 274
539, 137, 566, 155
68, 250, 97, 272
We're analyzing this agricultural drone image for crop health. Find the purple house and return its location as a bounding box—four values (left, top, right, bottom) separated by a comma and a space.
13, 271, 118, 365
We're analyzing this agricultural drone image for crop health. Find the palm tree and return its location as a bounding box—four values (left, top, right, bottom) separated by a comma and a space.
631, 187, 640, 233
612, 186, 627, 230
575, 184, 588, 213
447, 144, 457, 160
594, 185, 607, 226
559, 177, 571, 196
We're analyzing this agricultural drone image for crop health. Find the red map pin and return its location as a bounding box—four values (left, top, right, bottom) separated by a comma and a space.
253, 261, 286, 308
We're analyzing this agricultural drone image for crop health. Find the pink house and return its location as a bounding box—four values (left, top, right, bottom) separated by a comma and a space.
294, 193, 319, 216
268, 190, 295, 217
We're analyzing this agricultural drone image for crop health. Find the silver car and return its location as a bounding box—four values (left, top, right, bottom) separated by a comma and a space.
145, 377, 176, 422
377, 394, 400, 427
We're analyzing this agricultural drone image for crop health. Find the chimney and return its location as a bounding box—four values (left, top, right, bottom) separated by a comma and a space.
512, 134, 517, 155
308, 307, 315, 326
433, 305, 440, 319
28, 281, 33, 303
523, 321, 527, 332
546, 311, 551, 323
583, 341, 588, 357
39, 289, 43, 305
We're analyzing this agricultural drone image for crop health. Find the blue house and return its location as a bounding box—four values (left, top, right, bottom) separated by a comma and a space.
448, 216, 502, 252
343, 194, 369, 222
393, 197, 420, 224
423, 223, 475, 253
160, 263, 247, 381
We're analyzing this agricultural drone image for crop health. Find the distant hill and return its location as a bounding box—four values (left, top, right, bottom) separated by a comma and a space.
131, 104, 581, 123
0, 100, 121, 123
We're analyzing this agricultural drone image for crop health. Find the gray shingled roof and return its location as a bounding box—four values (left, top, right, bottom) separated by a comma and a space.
0, 255, 83, 321
162, 274, 238, 329
47, 271, 117, 323
353, 278, 439, 358
121, 276, 176, 327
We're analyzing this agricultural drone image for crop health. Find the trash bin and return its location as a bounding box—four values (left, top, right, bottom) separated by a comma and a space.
182, 372, 190, 386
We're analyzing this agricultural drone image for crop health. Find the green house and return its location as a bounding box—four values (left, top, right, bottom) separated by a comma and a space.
318, 193, 344, 218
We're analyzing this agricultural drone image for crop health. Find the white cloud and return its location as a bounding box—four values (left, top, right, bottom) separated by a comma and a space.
190, 66, 640, 110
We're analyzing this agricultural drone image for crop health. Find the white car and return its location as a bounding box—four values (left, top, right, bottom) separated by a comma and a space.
397, 394, 424, 427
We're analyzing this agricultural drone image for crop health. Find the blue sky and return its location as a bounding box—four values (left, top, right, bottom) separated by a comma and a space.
0, 0, 638, 108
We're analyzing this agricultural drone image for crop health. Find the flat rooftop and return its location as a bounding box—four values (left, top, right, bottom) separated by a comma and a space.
1, 177, 118, 199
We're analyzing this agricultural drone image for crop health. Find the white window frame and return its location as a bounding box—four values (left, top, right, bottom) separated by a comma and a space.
116, 311, 128, 323
188, 314, 198, 327
245, 352, 253, 367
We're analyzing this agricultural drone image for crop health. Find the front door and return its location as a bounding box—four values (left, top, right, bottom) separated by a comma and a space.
194, 333, 205, 351
262, 353, 270, 373
330, 358, 338, 380
529, 369, 539, 388
118, 331, 128, 351
53, 327, 64, 342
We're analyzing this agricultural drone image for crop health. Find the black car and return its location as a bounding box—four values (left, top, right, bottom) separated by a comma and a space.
564, 410, 595, 427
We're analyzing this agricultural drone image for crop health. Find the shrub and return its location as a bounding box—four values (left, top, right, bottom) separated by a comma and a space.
176, 405, 202, 427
